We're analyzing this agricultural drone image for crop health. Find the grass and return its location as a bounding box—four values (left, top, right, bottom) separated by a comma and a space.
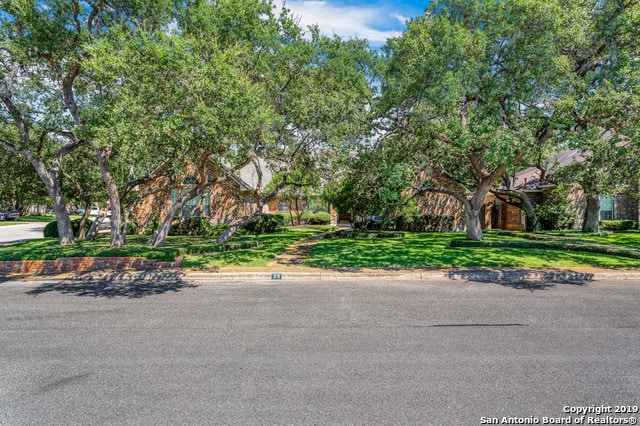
305, 232, 640, 268
181, 229, 321, 268
2, 227, 640, 269
18, 214, 57, 222
0, 234, 261, 262
0, 222, 21, 227
0, 229, 322, 266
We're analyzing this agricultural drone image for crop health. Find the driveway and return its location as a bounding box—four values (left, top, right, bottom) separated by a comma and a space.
0, 223, 46, 245
1, 278, 638, 424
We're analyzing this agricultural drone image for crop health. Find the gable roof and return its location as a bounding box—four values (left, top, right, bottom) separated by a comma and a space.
509, 149, 584, 191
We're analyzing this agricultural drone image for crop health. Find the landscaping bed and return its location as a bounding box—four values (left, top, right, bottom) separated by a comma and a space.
324, 230, 405, 239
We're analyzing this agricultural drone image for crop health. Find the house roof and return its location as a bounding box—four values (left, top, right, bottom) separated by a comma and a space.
236, 158, 273, 191
509, 149, 584, 192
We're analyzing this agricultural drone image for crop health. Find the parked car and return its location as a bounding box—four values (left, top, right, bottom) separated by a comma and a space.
3, 210, 19, 221
0, 211, 4, 220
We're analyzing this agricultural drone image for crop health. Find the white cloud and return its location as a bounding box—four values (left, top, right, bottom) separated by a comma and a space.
392, 13, 410, 25
277, 1, 403, 45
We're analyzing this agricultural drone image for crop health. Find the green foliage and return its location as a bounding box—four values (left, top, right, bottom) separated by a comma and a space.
396, 215, 456, 232
323, 149, 415, 225
43, 219, 93, 239
324, 230, 405, 239
600, 220, 637, 231
306, 212, 331, 225
300, 211, 314, 224
534, 186, 578, 230
242, 214, 285, 235
168, 218, 228, 237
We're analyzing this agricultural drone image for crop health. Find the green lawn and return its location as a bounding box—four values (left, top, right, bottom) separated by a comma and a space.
2, 228, 640, 268
0, 229, 322, 266
0, 234, 266, 262
18, 214, 57, 222
181, 229, 321, 268
305, 232, 640, 268
555, 231, 640, 248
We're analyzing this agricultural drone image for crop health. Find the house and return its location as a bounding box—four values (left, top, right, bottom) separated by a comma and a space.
132, 156, 336, 230
132, 158, 261, 232
411, 149, 638, 231
479, 149, 638, 230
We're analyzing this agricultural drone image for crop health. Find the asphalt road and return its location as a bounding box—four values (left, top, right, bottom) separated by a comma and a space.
0, 223, 45, 244
0, 277, 638, 425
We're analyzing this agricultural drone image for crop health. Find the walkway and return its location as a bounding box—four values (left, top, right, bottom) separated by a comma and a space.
267, 232, 326, 267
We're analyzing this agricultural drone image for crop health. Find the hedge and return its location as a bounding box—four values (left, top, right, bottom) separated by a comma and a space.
242, 214, 285, 234
449, 238, 640, 259
396, 214, 455, 232
43, 219, 93, 238
174, 239, 261, 256
168, 218, 227, 237
324, 230, 405, 239
600, 220, 637, 231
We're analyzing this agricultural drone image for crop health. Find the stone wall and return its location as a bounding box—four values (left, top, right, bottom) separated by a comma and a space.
0, 257, 182, 275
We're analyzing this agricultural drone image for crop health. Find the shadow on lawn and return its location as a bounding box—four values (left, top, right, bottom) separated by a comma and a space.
25, 271, 197, 299
447, 268, 594, 290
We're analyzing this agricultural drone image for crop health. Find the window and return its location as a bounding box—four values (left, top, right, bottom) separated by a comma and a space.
277, 201, 289, 212
599, 195, 614, 220
182, 176, 199, 186
171, 188, 210, 218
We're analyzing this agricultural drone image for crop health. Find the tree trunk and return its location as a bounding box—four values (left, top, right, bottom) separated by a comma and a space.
582, 193, 600, 233
147, 186, 205, 247
95, 148, 124, 248
215, 211, 262, 244
77, 199, 91, 240
464, 207, 484, 240
31, 160, 75, 245
85, 209, 109, 241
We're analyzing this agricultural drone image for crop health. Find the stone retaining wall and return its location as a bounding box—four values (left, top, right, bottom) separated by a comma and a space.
0, 257, 182, 275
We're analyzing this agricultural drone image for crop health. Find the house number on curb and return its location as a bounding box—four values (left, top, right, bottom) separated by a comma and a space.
271, 273, 283, 280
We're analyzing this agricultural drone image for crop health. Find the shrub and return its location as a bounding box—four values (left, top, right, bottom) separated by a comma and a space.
396, 214, 455, 232
308, 211, 331, 225
243, 214, 285, 234
324, 230, 404, 239
300, 210, 314, 224
125, 221, 138, 235
43, 219, 93, 238
168, 217, 228, 237
600, 220, 637, 231
534, 185, 578, 230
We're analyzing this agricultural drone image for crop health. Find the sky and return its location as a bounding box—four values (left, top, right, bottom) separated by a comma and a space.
276, 0, 430, 47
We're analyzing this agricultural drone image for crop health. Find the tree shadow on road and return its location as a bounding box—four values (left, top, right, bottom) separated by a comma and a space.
446, 268, 594, 291
25, 271, 197, 298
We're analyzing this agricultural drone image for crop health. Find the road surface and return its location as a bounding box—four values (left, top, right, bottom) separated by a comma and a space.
0, 277, 638, 424
0, 223, 45, 244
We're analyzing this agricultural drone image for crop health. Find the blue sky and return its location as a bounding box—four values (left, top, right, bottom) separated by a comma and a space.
277, 1, 430, 47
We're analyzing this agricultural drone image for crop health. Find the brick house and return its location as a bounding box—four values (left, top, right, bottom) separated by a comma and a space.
132, 158, 264, 232
479, 149, 639, 230
411, 149, 638, 231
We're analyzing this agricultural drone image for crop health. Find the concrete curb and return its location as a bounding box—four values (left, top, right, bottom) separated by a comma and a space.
4, 267, 640, 282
